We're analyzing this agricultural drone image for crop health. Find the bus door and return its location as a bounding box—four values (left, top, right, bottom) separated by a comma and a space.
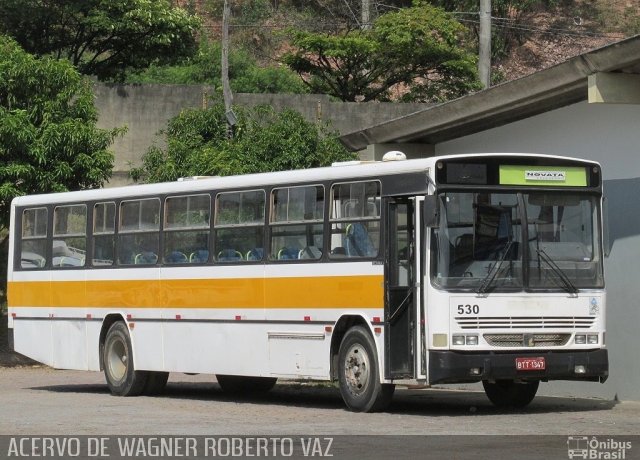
384, 198, 415, 378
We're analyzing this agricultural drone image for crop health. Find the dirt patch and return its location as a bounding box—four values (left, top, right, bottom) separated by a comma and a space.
0, 313, 38, 367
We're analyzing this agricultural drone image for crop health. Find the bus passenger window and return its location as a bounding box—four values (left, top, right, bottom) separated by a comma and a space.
53, 204, 87, 268
164, 194, 210, 264
269, 185, 324, 261
118, 198, 160, 266
93, 202, 115, 266
214, 190, 265, 263
329, 181, 380, 259
20, 207, 48, 269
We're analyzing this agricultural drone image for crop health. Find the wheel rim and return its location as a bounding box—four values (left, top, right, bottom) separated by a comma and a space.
343, 342, 371, 396
107, 336, 128, 383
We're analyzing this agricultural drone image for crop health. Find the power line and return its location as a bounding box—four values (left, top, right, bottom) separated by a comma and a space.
224, 6, 629, 42
491, 16, 623, 37
457, 18, 624, 39
228, 17, 626, 39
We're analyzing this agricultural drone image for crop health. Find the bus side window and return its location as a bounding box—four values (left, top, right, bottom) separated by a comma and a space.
93, 202, 115, 266
329, 181, 381, 259
20, 207, 48, 269
53, 204, 87, 268
269, 185, 324, 261
118, 198, 160, 266
164, 194, 211, 265
214, 190, 265, 263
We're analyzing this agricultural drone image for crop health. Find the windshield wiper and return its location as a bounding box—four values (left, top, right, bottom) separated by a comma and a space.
476, 240, 514, 295
535, 248, 578, 295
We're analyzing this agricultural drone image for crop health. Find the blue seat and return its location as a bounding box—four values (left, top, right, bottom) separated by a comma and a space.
134, 251, 158, 265
165, 251, 188, 264
246, 248, 264, 261
299, 246, 322, 259
189, 249, 209, 263
277, 247, 299, 260
345, 223, 376, 257
217, 249, 243, 262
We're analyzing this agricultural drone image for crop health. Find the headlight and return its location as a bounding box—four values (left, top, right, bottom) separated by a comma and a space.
587, 334, 599, 344
453, 334, 478, 346
575, 334, 586, 344
466, 335, 478, 346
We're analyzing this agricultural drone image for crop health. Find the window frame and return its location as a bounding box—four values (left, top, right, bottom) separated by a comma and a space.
328, 180, 382, 260
92, 201, 116, 267
163, 193, 212, 265
213, 189, 266, 263
18, 206, 49, 270
117, 197, 161, 266
52, 204, 87, 269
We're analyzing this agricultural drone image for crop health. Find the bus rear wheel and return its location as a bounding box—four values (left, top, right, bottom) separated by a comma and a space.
103, 321, 148, 396
338, 326, 394, 412
482, 380, 539, 408
216, 375, 277, 393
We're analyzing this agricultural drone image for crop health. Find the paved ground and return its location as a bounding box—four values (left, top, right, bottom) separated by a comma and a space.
2, 313, 638, 459
0, 366, 638, 436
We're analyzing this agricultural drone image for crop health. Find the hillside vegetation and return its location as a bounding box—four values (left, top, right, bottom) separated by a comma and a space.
165, 0, 638, 92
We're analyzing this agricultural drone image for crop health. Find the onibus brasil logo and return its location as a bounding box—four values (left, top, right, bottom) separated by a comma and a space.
567, 436, 632, 459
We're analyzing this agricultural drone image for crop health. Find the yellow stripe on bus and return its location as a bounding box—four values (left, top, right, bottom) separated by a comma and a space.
8, 275, 383, 309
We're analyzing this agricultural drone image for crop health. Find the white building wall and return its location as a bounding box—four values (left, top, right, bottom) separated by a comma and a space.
436, 101, 640, 401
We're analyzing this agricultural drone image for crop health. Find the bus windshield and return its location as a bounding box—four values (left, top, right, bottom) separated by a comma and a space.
432, 191, 604, 292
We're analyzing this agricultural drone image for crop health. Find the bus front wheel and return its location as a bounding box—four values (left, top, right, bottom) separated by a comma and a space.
482, 380, 539, 408
103, 321, 148, 396
338, 326, 394, 412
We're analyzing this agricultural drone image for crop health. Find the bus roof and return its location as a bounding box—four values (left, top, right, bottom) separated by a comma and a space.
11, 153, 600, 207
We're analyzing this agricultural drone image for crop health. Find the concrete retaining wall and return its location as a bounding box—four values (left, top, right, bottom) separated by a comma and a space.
94, 84, 430, 186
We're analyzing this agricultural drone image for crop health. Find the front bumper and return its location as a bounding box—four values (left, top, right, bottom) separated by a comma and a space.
429, 349, 608, 384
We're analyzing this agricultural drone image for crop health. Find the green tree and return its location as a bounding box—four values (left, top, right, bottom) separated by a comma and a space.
0, 0, 200, 81
130, 103, 355, 183
0, 36, 120, 301
126, 40, 308, 94
0, 36, 119, 229
282, 1, 480, 102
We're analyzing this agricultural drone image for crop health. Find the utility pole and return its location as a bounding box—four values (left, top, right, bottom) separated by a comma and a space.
222, 0, 236, 136
478, 0, 491, 89
361, 0, 371, 30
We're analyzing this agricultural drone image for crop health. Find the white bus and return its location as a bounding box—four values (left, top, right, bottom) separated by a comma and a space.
7, 153, 608, 411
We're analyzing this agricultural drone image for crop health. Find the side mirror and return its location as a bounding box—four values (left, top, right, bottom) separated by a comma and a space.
423, 195, 439, 228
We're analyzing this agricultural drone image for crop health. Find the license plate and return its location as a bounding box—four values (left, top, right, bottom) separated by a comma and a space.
515, 357, 546, 371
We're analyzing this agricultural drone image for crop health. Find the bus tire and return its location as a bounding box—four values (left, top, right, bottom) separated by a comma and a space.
216, 375, 277, 393
143, 371, 169, 396
338, 326, 394, 412
103, 321, 148, 396
482, 380, 539, 408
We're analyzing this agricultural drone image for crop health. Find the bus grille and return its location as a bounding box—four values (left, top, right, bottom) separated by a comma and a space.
456, 316, 595, 329
484, 333, 571, 347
